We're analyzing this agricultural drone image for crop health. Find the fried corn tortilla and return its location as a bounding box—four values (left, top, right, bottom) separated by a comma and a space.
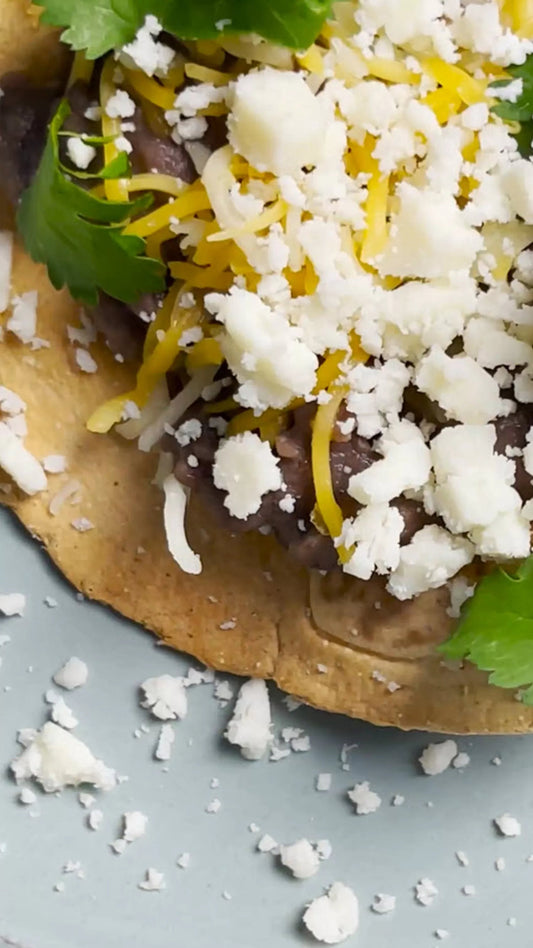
2, 2, 533, 734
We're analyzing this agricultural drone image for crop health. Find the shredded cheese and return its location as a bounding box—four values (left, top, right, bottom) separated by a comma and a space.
124, 68, 177, 110
99, 58, 129, 201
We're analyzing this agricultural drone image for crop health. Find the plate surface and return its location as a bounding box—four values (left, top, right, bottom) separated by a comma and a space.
0, 506, 532, 948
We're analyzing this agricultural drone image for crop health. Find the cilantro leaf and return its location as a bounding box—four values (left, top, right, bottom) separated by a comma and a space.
17, 101, 166, 307
38, 0, 332, 59
491, 56, 533, 156
439, 557, 533, 704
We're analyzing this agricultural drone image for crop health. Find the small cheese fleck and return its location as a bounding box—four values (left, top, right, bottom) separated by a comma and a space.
257, 834, 278, 853
0, 593, 26, 617
347, 781, 381, 815
66, 137, 96, 170
0, 231, 13, 312
7, 291, 38, 343
419, 740, 458, 776
120, 15, 174, 77
105, 89, 136, 119
279, 839, 321, 879
371, 893, 396, 915
177, 852, 190, 869
138, 868, 165, 891
123, 811, 148, 843
43, 455, 67, 474
225, 678, 272, 760
494, 814, 521, 837
302, 882, 359, 945
414, 878, 438, 907
316, 773, 332, 792
0, 422, 47, 495
155, 723, 175, 761
140, 675, 188, 720
88, 809, 103, 831
75, 348, 98, 373
53, 657, 88, 690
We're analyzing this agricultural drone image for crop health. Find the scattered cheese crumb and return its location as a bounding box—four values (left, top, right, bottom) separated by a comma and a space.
74, 348, 98, 373
0, 422, 47, 495
279, 839, 320, 879
414, 878, 438, 906
347, 781, 381, 815
140, 675, 187, 720
0, 593, 26, 617
88, 809, 103, 831
316, 773, 332, 792
225, 678, 272, 760
494, 814, 521, 837
138, 868, 165, 891
177, 852, 190, 869
371, 893, 396, 915
257, 834, 278, 853
53, 657, 88, 690
452, 752, 471, 769
302, 882, 359, 944
11, 722, 115, 792
155, 723, 175, 761
419, 740, 458, 775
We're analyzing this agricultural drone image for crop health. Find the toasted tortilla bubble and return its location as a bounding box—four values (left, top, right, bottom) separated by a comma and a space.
2, 2, 533, 733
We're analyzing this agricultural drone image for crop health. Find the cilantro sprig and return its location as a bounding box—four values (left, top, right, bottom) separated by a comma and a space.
38, 0, 332, 59
440, 557, 533, 704
491, 56, 533, 156
17, 100, 166, 307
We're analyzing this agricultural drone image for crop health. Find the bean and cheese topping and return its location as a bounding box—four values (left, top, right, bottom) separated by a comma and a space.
67, 2, 533, 596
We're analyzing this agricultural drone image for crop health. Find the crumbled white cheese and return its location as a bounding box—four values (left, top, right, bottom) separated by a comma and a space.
175, 418, 202, 447
377, 183, 483, 278
415, 878, 438, 907
347, 781, 381, 815
225, 678, 272, 760
105, 90, 136, 119
0, 386, 25, 415
340, 503, 404, 580
42, 455, 67, 474
88, 809, 103, 831
349, 422, 431, 505
0, 593, 26, 617
155, 723, 175, 761
302, 882, 359, 944
387, 525, 474, 600
213, 432, 282, 520
371, 893, 396, 915
205, 798, 221, 814
53, 657, 88, 690
316, 773, 332, 792
0, 231, 13, 312
205, 287, 317, 411
120, 15, 174, 77
257, 834, 278, 853
228, 68, 329, 176
279, 839, 321, 879
49, 697, 78, 730
66, 137, 96, 170
123, 811, 148, 843
415, 347, 504, 424
138, 868, 165, 891
419, 740, 458, 775
446, 577, 475, 619
75, 348, 98, 373
177, 852, 190, 869
453, 752, 471, 770
11, 722, 116, 792
0, 422, 47, 495
7, 291, 38, 343
140, 675, 188, 721
494, 814, 521, 837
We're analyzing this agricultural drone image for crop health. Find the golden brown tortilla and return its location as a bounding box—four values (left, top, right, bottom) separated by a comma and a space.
2, 5, 533, 733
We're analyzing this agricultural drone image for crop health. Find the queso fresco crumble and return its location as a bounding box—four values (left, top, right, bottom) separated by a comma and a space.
6, 1, 533, 603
